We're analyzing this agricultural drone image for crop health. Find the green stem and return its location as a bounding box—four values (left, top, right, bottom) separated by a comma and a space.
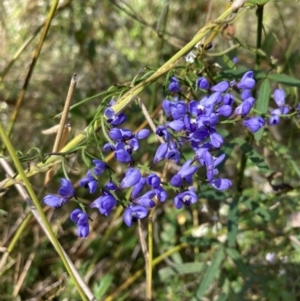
255, 5, 264, 70
0, 122, 88, 301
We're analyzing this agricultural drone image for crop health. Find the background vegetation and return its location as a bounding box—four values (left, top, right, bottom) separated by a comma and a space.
1, 0, 300, 300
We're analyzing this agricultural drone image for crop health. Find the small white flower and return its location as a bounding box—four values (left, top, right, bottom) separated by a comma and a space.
185, 52, 197, 63
266, 252, 276, 264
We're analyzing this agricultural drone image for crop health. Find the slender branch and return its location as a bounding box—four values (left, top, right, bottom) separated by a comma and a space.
53, 73, 77, 152
0, 126, 92, 301
7, 0, 60, 137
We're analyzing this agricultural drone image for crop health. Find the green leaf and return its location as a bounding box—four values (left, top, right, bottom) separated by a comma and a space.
218, 69, 266, 80
158, 262, 204, 281
245, 0, 271, 6
254, 78, 271, 141
93, 274, 113, 299
216, 293, 228, 301
234, 137, 270, 173
226, 248, 252, 278
194, 247, 224, 299
180, 236, 218, 247
227, 199, 239, 247
256, 78, 271, 114
268, 73, 300, 87
0, 208, 8, 216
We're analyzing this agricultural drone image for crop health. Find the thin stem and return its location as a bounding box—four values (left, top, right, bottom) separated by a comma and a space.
53, 73, 77, 152
138, 99, 164, 144
0, 123, 89, 301
7, 0, 60, 138
104, 243, 189, 301
137, 220, 150, 299
147, 207, 155, 300
255, 5, 264, 70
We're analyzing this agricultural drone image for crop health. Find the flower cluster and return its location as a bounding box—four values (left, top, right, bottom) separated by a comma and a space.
44, 70, 289, 237
269, 89, 290, 125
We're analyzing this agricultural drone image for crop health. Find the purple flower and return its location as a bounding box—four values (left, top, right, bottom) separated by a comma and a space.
135, 129, 150, 140
240, 89, 252, 100
123, 205, 148, 227
162, 99, 174, 117
201, 150, 215, 182
269, 114, 280, 125
120, 168, 141, 189
156, 126, 170, 141
211, 81, 229, 93
171, 102, 187, 120
90, 194, 117, 216
217, 105, 232, 117
105, 181, 117, 191
174, 187, 198, 209
153, 143, 168, 164
196, 77, 210, 90
273, 89, 285, 107
166, 148, 181, 164
109, 128, 133, 141
237, 71, 255, 89
104, 107, 126, 126
243, 116, 265, 133
79, 173, 98, 193
281, 106, 290, 115
210, 178, 232, 191
210, 130, 224, 148
103, 142, 115, 152
93, 160, 108, 176
114, 148, 133, 163
167, 120, 185, 131
168, 77, 181, 93
131, 177, 146, 199
171, 159, 198, 187
43, 195, 67, 208
135, 190, 156, 208
189, 129, 209, 143
147, 174, 161, 189
58, 178, 75, 198
70, 209, 89, 237
222, 94, 234, 106
234, 97, 255, 116
155, 186, 168, 202
206, 92, 222, 106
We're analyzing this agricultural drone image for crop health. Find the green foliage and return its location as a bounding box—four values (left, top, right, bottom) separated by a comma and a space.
1, 1, 300, 301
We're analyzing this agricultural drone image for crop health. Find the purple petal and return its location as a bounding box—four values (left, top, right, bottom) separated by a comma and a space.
273, 89, 285, 107
237, 71, 255, 89
211, 81, 229, 93
120, 168, 141, 189
210, 179, 232, 190
153, 143, 168, 164
135, 129, 150, 140
243, 116, 265, 133
43, 194, 67, 208
58, 178, 75, 198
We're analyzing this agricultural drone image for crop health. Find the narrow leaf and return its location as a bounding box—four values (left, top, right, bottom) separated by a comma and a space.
194, 247, 224, 299
159, 262, 204, 281
254, 78, 271, 140
268, 73, 300, 87
227, 199, 239, 247
226, 248, 252, 278
234, 137, 270, 173
93, 274, 113, 298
